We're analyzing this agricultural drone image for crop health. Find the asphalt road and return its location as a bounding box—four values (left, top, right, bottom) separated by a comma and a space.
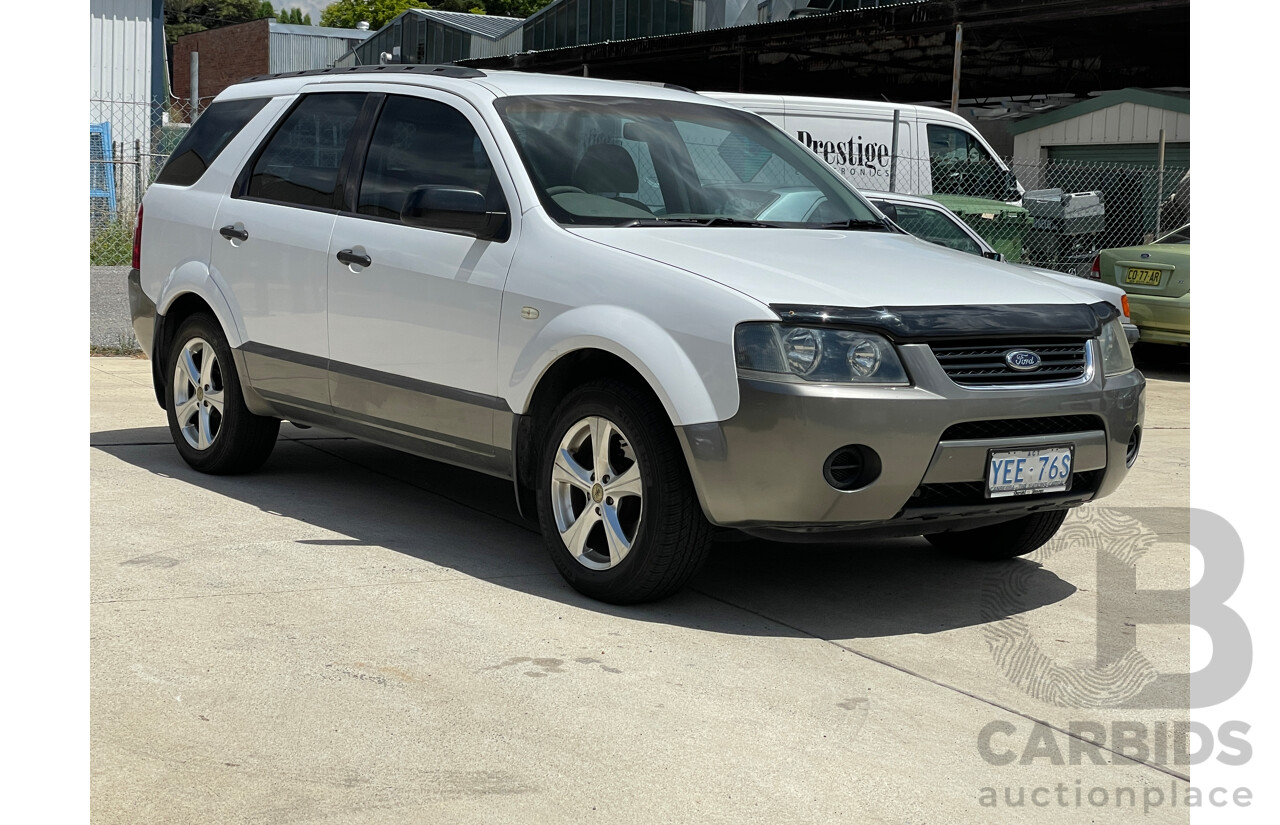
91, 353, 1191, 823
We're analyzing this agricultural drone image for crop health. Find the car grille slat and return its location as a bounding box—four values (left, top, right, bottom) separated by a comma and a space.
930, 339, 1089, 386
940, 415, 1105, 441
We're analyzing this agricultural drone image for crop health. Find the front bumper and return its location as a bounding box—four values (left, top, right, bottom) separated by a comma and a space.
677, 342, 1145, 530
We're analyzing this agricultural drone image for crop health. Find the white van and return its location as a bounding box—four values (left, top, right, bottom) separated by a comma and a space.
701, 92, 1022, 203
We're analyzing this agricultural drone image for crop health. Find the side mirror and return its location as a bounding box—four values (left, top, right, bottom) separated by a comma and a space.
401, 186, 508, 241
871, 201, 897, 221
1001, 169, 1021, 202
982, 250, 1006, 262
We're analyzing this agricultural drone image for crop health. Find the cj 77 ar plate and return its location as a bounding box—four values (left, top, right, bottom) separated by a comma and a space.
986, 445, 1074, 498
1125, 267, 1163, 286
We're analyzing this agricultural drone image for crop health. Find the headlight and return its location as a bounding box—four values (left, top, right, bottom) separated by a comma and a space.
1099, 317, 1135, 377
735, 323, 909, 384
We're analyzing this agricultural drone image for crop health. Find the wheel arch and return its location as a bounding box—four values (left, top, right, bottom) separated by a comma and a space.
150, 286, 267, 416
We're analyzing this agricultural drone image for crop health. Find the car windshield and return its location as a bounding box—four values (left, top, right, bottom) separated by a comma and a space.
495, 95, 889, 228
1156, 224, 1190, 244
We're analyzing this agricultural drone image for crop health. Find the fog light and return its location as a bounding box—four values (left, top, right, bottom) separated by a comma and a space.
1126, 426, 1142, 467
823, 445, 882, 491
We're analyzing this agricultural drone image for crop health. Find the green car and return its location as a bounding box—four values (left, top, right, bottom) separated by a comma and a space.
1091, 225, 1190, 345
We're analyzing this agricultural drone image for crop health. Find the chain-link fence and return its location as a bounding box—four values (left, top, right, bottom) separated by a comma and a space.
90, 96, 195, 266
825, 152, 1190, 274
89, 96, 1190, 276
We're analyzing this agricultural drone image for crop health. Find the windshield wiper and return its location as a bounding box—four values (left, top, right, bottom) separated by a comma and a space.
618, 216, 785, 228
815, 218, 894, 231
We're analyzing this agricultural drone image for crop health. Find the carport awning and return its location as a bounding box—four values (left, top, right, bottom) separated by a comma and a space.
462, 0, 1190, 105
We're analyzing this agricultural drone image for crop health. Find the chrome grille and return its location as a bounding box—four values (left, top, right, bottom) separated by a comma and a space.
930, 340, 1090, 387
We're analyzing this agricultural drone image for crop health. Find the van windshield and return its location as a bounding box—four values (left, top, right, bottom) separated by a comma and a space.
495, 95, 890, 229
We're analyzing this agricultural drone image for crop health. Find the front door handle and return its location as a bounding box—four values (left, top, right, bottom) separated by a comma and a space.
219, 225, 249, 242
336, 248, 371, 268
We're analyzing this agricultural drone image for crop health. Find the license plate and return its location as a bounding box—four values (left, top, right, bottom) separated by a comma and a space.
986, 446, 1074, 498
1125, 267, 1163, 286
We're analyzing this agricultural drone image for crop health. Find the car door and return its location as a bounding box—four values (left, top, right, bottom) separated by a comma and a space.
326, 91, 518, 469
211, 91, 367, 411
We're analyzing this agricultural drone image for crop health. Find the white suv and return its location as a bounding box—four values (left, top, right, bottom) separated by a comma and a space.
130, 67, 1144, 603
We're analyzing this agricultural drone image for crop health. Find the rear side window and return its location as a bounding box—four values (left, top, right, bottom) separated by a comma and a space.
246, 93, 366, 209
889, 203, 984, 255
155, 97, 269, 187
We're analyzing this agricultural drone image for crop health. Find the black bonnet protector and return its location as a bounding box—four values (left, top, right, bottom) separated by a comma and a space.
769, 302, 1118, 342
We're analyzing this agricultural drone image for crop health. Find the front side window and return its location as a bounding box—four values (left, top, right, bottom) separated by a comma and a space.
356, 95, 502, 221
156, 97, 269, 187
926, 123, 1010, 200
881, 202, 984, 255
245, 93, 365, 209
496, 95, 887, 229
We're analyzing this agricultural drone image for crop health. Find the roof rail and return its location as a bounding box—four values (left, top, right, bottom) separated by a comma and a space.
239, 64, 487, 84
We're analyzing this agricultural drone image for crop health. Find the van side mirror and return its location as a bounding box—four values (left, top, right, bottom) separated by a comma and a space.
1001, 169, 1021, 202
401, 186, 509, 241
982, 250, 1005, 262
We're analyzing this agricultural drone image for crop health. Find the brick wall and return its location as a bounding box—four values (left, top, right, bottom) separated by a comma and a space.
173, 18, 271, 121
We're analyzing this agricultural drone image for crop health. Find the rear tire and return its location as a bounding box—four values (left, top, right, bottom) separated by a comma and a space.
165, 313, 279, 475
536, 380, 712, 604
924, 509, 1069, 560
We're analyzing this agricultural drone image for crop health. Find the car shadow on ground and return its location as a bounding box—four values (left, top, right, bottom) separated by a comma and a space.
1132, 342, 1189, 382
93, 425, 1077, 641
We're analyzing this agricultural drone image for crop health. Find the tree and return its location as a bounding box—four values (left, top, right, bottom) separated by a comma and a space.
165, 1, 263, 44
319, 0, 422, 29
483, 0, 550, 17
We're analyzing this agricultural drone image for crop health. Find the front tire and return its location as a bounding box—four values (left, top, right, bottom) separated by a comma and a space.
165, 313, 279, 474
536, 380, 712, 604
924, 509, 1069, 560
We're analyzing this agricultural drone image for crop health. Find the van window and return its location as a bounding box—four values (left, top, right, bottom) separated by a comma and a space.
246, 93, 366, 209
155, 97, 269, 187
926, 123, 1009, 200
355, 95, 502, 221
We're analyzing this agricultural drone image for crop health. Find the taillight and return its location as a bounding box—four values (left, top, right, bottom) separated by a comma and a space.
131, 204, 143, 270
1121, 294, 1130, 319
1088, 253, 1101, 280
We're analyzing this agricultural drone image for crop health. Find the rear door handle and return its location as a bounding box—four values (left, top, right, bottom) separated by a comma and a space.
219, 225, 249, 242
336, 248, 371, 268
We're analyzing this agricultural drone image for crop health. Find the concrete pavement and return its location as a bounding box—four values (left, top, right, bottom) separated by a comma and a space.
91, 356, 1191, 823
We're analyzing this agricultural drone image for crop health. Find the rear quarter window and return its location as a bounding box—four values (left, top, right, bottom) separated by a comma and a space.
155, 98, 270, 187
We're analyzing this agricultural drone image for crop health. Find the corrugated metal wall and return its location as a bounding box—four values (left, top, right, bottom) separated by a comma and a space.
471, 32, 522, 60
90, 0, 151, 102
492, 27, 525, 58
90, 0, 153, 144
269, 30, 366, 73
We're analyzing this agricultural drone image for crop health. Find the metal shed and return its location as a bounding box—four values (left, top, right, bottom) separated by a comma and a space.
1009, 89, 1190, 250
269, 22, 375, 74
335, 10, 525, 67
1010, 88, 1190, 188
